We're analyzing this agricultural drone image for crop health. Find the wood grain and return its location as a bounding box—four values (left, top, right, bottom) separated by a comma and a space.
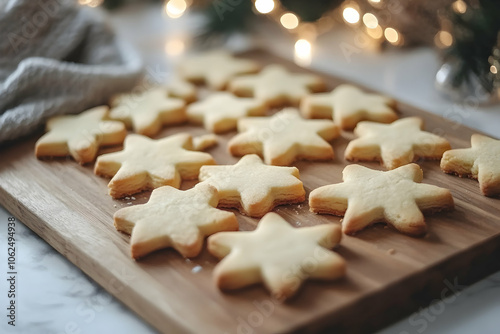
1, 50, 499, 334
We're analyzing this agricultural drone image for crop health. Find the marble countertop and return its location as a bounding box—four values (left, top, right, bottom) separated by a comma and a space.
1, 3, 500, 334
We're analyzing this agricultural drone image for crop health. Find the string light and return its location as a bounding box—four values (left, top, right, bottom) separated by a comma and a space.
255, 0, 275, 14
362, 13, 378, 29
165, 0, 187, 19
366, 25, 383, 39
165, 37, 186, 56
434, 30, 453, 48
384, 27, 399, 44
78, 0, 103, 7
452, 0, 467, 14
343, 7, 360, 24
294, 39, 312, 66
166, 0, 411, 55
280, 13, 299, 30
491, 65, 498, 74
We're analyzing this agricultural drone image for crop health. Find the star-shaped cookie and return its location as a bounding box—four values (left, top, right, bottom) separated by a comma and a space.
177, 50, 259, 90
441, 134, 500, 197
114, 183, 238, 259
345, 117, 451, 170
199, 154, 305, 217
94, 133, 215, 198
166, 77, 197, 103
300, 84, 398, 130
109, 87, 186, 137
309, 164, 454, 236
35, 106, 126, 164
228, 108, 340, 166
229, 65, 326, 107
187, 92, 267, 133
207, 212, 345, 300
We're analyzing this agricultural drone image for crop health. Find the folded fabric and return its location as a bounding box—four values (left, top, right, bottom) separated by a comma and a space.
0, 0, 144, 143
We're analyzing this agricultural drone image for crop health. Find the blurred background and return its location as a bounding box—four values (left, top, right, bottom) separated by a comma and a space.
83, 0, 500, 106
72, 0, 500, 137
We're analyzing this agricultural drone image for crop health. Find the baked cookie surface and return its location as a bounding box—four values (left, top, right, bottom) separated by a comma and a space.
199, 154, 305, 217
345, 117, 451, 170
309, 163, 454, 236
229, 65, 325, 107
114, 183, 238, 259
441, 134, 500, 197
109, 87, 186, 137
166, 77, 197, 103
228, 108, 340, 166
35, 106, 126, 164
95, 133, 215, 198
208, 212, 345, 300
300, 84, 398, 130
187, 92, 267, 133
177, 50, 259, 90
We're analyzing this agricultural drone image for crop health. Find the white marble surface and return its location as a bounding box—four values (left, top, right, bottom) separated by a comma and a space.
1, 3, 500, 334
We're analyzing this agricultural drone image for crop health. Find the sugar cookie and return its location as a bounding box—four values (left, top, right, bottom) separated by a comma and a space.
229, 65, 326, 107
199, 154, 305, 217
441, 134, 500, 196
208, 212, 345, 300
114, 183, 238, 259
187, 92, 267, 133
166, 77, 197, 103
345, 117, 451, 170
300, 84, 398, 130
228, 108, 340, 166
35, 106, 126, 164
109, 87, 186, 137
192, 134, 218, 151
94, 133, 215, 198
177, 50, 259, 90
309, 163, 454, 236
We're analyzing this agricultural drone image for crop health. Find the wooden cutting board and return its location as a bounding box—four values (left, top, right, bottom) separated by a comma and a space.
1, 50, 499, 334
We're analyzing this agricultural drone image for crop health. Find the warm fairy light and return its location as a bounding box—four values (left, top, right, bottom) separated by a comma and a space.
294, 39, 312, 66
165, 0, 187, 19
362, 13, 378, 29
366, 25, 383, 39
435, 30, 453, 48
452, 0, 467, 14
343, 7, 360, 24
280, 13, 299, 30
78, 0, 103, 7
255, 0, 275, 14
369, 0, 381, 3
165, 38, 185, 56
491, 65, 498, 74
384, 27, 399, 44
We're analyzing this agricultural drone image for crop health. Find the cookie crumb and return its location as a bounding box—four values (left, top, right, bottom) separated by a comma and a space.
125, 196, 130, 200
191, 265, 202, 273
131, 196, 136, 200
127, 202, 132, 205
113, 204, 117, 208
387, 248, 396, 255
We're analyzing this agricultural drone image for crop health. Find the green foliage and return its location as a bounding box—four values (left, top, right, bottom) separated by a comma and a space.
201, 0, 255, 35
445, 0, 500, 92
280, 0, 342, 22
197, 0, 344, 43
